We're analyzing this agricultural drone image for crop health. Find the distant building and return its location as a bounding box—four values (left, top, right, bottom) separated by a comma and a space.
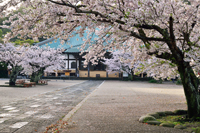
36, 32, 121, 79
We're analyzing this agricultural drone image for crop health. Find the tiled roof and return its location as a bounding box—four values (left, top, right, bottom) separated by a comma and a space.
35, 28, 98, 53
35, 37, 55, 46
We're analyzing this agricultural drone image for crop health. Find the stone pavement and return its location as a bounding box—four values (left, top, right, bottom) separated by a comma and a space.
60, 81, 188, 133
0, 79, 85, 104
0, 80, 103, 133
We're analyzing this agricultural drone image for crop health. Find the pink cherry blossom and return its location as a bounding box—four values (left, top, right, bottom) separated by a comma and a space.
1, 0, 200, 118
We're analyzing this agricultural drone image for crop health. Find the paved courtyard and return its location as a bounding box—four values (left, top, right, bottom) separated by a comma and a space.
0, 79, 103, 132
60, 81, 188, 133
0, 80, 188, 133
0, 79, 85, 104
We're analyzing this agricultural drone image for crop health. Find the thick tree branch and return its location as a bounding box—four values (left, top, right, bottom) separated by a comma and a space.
138, 28, 151, 49
168, 16, 183, 55
48, 0, 125, 25
130, 31, 166, 42
147, 51, 176, 63
48, 0, 66, 6
134, 24, 167, 37
169, 17, 175, 42
166, 16, 184, 63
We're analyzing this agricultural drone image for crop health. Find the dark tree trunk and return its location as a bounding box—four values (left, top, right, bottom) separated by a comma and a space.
178, 62, 200, 118
131, 69, 134, 81
30, 68, 45, 84
9, 66, 23, 86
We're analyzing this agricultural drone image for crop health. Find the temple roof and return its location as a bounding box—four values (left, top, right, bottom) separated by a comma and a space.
35, 28, 98, 53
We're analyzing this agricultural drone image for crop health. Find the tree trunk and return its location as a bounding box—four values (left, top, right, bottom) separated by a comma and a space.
30, 68, 45, 84
131, 69, 134, 81
178, 62, 200, 118
9, 66, 23, 86
30, 73, 41, 84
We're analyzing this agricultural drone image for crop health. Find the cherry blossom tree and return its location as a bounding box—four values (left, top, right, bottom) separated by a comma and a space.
1, 0, 200, 118
103, 50, 136, 80
0, 43, 27, 86
137, 56, 180, 80
0, 43, 65, 85
104, 50, 179, 81
23, 46, 65, 83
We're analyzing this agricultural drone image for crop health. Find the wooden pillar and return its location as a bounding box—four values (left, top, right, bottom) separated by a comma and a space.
79, 59, 81, 70
67, 54, 69, 70
88, 62, 90, 78
76, 57, 78, 76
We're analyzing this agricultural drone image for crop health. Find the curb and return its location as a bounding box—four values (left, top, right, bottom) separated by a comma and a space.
62, 80, 105, 121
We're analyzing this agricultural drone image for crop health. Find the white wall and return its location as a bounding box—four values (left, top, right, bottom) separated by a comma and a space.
65, 60, 79, 69
123, 72, 128, 77
65, 54, 75, 59
65, 54, 79, 69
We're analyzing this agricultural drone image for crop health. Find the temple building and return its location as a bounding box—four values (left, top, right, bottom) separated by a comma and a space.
36, 33, 121, 79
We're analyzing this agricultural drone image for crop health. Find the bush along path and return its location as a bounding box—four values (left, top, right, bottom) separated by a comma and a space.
139, 109, 200, 132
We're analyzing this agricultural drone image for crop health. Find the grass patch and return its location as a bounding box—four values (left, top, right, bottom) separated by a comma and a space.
176, 79, 182, 85
148, 79, 162, 84
157, 115, 186, 125
157, 115, 200, 132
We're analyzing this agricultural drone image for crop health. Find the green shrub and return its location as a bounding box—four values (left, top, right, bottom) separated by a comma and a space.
176, 79, 182, 85
123, 78, 129, 81
149, 79, 162, 84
